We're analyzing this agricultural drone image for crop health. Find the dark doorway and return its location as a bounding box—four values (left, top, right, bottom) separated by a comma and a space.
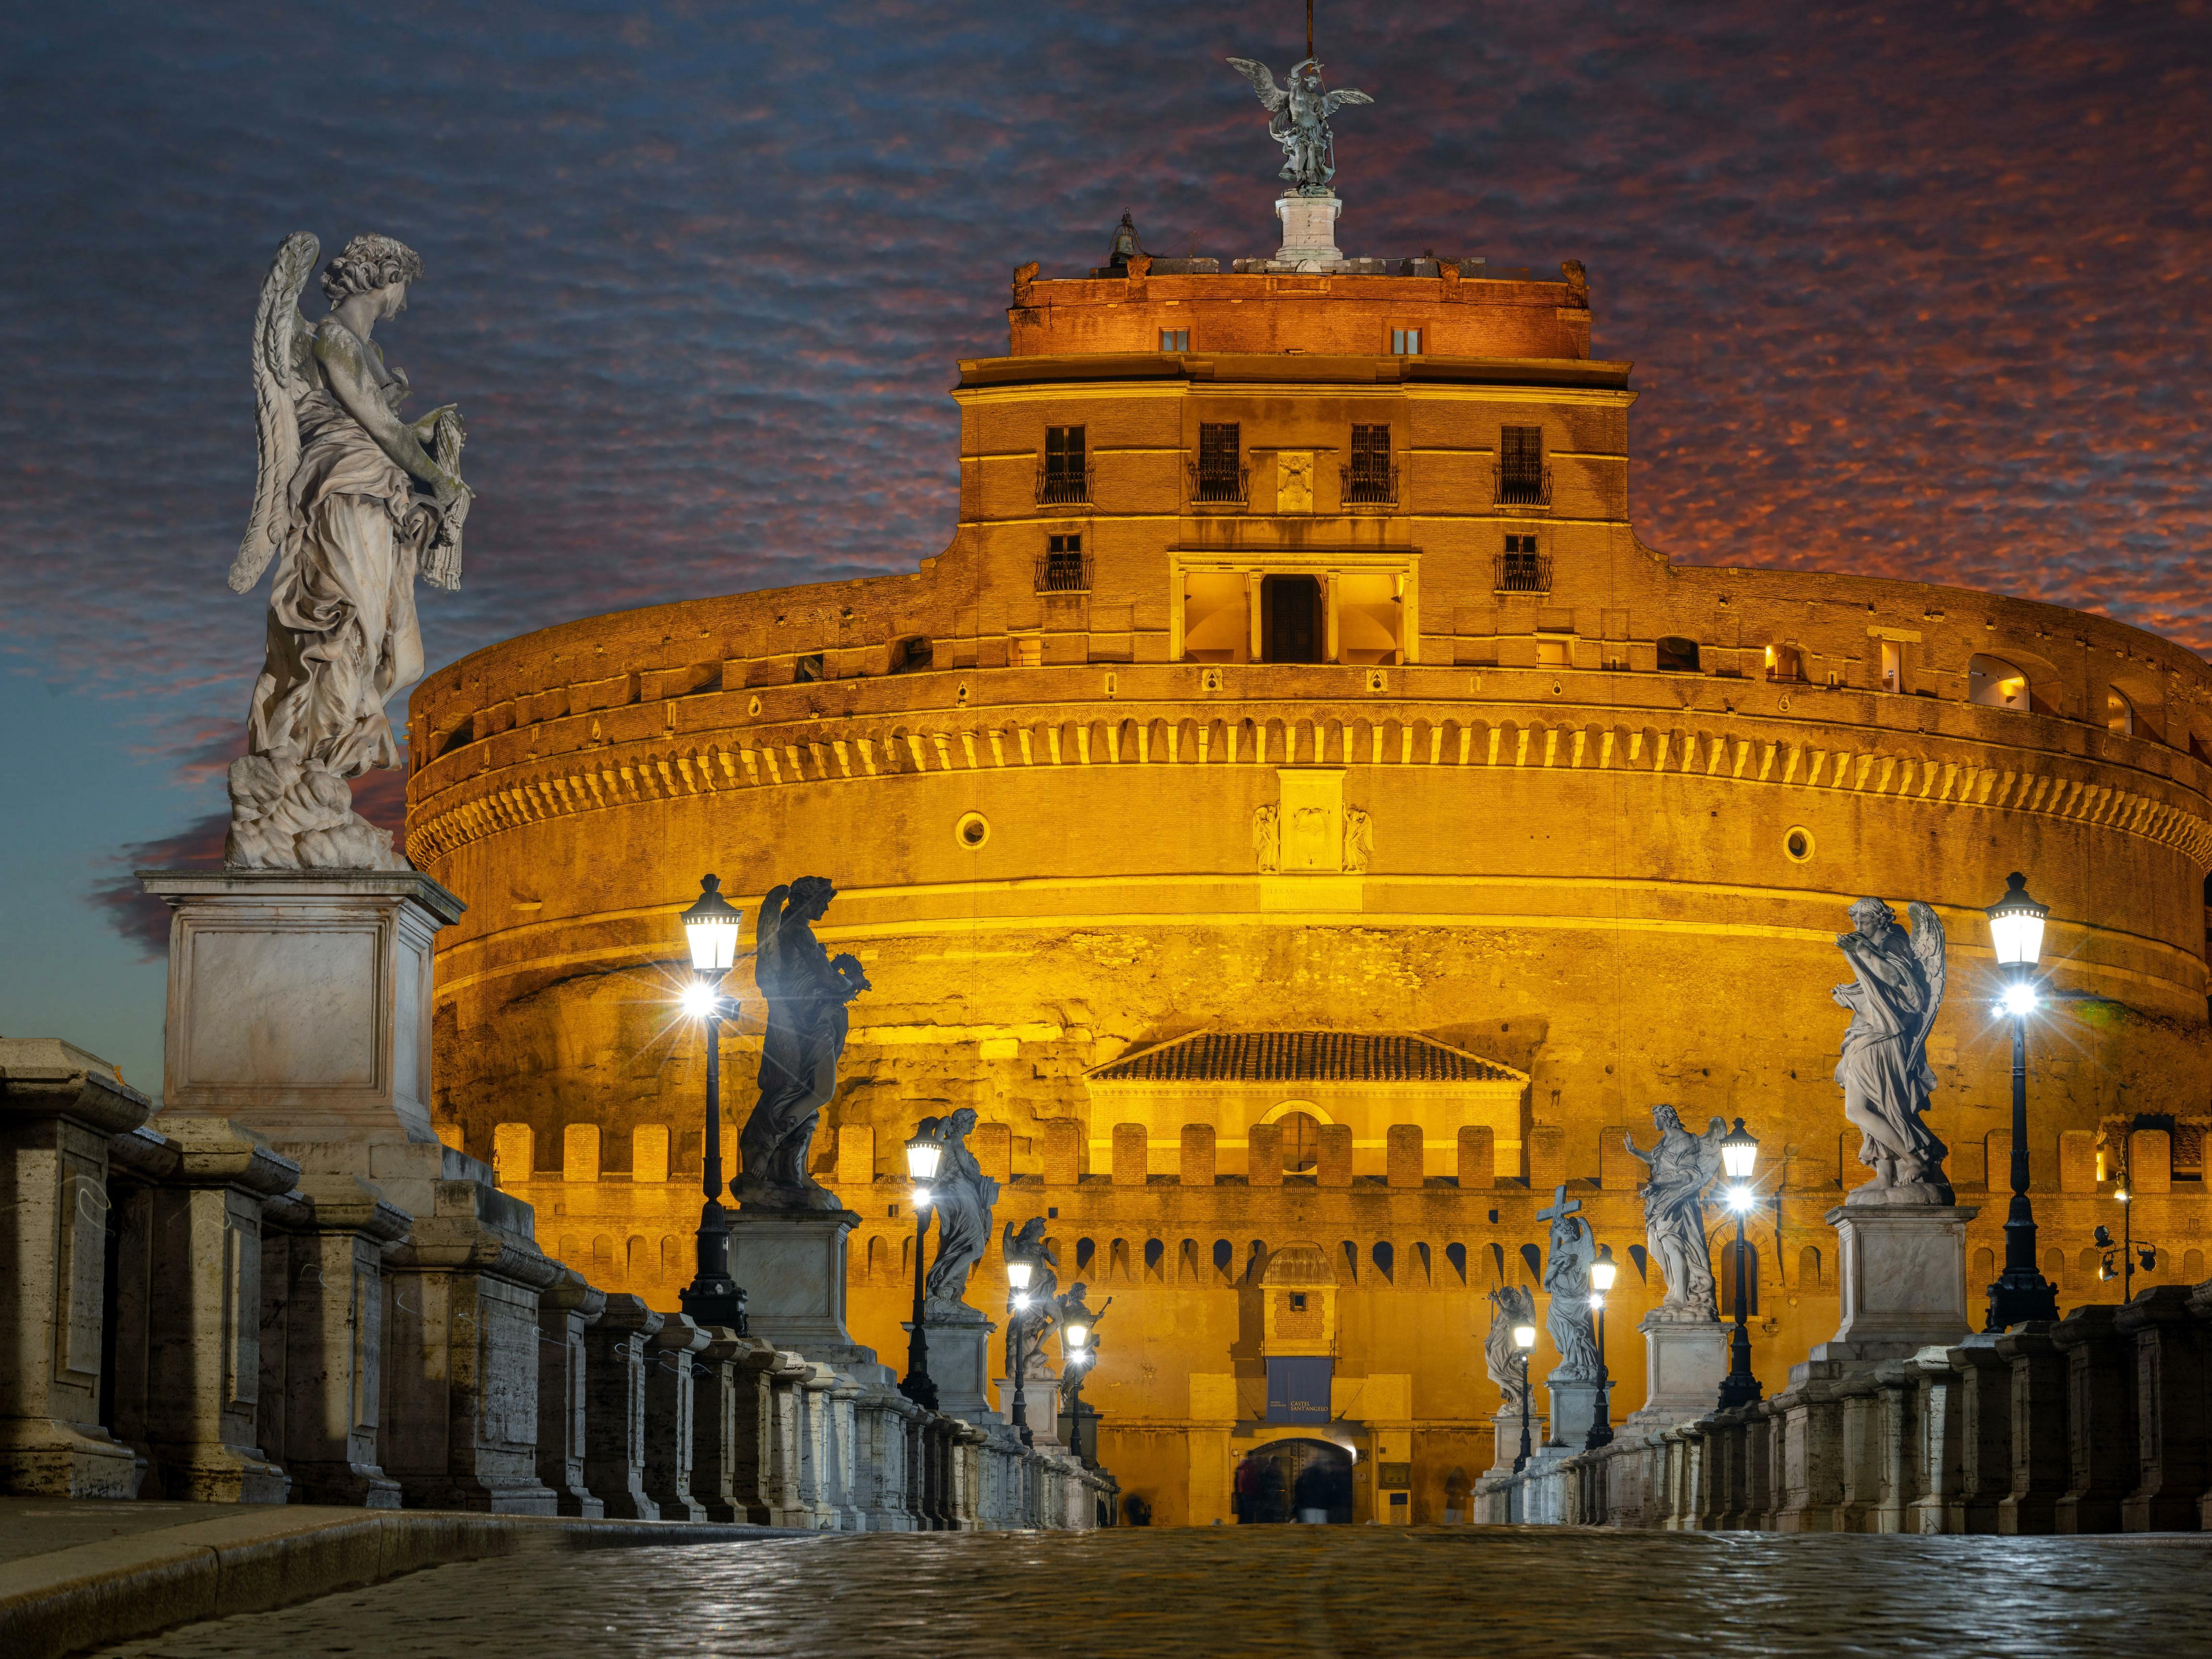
1261, 574, 1323, 663
1233, 1437, 1354, 1524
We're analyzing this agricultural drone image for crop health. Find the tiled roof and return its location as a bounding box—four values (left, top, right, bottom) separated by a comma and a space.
1089, 1031, 1524, 1085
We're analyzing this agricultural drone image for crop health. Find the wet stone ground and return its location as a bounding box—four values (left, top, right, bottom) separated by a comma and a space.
94, 1526, 2211, 1659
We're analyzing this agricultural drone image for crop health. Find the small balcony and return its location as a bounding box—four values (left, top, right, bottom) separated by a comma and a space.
1034, 553, 1092, 594
1036, 459, 1093, 507
1339, 462, 1399, 509
1493, 553, 1552, 595
1187, 460, 1250, 507
1494, 464, 1552, 509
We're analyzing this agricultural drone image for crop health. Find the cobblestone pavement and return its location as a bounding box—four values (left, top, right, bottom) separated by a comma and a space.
92, 1527, 2212, 1659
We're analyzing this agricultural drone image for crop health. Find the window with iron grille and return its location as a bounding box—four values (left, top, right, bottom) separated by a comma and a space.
1346, 424, 1392, 504
1039, 532, 1088, 592
1498, 532, 1543, 592
1390, 327, 1422, 355
1042, 425, 1087, 504
1196, 422, 1242, 502
1499, 425, 1545, 504
1160, 327, 1190, 351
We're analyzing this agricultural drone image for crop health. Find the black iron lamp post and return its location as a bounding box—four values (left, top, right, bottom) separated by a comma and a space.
1006, 1252, 1038, 1446
1715, 1117, 1763, 1410
1060, 1319, 1097, 1465
677, 875, 748, 1332
1585, 1246, 1617, 1450
899, 1128, 944, 1410
1511, 1318, 1537, 1473
2094, 1148, 2160, 1302
1983, 872, 2061, 1330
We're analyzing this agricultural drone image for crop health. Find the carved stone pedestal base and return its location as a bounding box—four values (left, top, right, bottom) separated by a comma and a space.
913, 1307, 996, 1424
1488, 1404, 1544, 1476
1629, 1318, 1733, 1431
1800, 1202, 1979, 1375
729, 1206, 891, 1386
1544, 1379, 1601, 1450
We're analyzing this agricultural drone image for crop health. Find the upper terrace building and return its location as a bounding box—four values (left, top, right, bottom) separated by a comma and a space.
405, 192, 2212, 1526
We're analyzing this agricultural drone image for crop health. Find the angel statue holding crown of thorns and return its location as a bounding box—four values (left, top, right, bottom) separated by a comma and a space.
225, 231, 473, 871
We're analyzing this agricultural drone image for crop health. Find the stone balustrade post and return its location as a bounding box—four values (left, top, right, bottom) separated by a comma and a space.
1773, 1383, 1845, 1532
795, 1362, 837, 1528
1949, 1334, 2012, 1533
688, 1327, 747, 1524
763, 1349, 811, 1527
1995, 1322, 2068, 1534
1744, 1404, 1777, 1529
134, 1117, 300, 1503
1871, 1360, 1919, 1533
2052, 1304, 2137, 1534
642, 1312, 710, 1521
380, 1176, 562, 1514
0, 1039, 152, 1498
2117, 1286, 2207, 1532
826, 1374, 865, 1529
535, 1267, 606, 1517
1905, 1345, 1965, 1535
953, 1421, 987, 1529
1708, 1410, 1746, 1529
1687, 1421, 1722, 1530
581, 1293, 663, 1520
270, 1175, 411, 1507
1832, 1373, 1883, 1532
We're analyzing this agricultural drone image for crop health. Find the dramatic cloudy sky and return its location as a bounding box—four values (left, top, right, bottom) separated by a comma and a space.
3, 0, 2208, 1097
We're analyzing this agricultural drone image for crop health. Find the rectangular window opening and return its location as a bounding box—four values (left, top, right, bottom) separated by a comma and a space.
1195, 422, 1244, 504
1499, 425, 1546, 506
1390, 327, 1422, 355
1496, 532, 1547, 594
1346, 424, 1393, 505
1041, 425, 1088, 505
1160, 327, 1191, 351
1038, 532, 1088, 594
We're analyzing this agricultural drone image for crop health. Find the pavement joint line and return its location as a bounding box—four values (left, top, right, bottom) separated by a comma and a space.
0, 1502, 820, 1659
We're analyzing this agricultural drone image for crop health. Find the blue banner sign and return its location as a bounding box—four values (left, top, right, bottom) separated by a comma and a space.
1264, 1356, 1333, 1423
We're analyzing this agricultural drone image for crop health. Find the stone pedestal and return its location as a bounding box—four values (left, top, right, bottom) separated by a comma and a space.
535, 1266, 606, 1517
728, 1206, 891, 1384
140, 870, 461, 1148
643, 1313, 710, 1521
1995, 1322, 2068, 1534
1802, 1202, 1978, 1371
1487, 1403, 1542, 1476
1275, 191, 1343, 268
1542, 1378, 1601, 1451
1949, 1333, 2014, 1533
0, 1040, 153, 1498
689, 1326, 754, 1524
997, 1370, 1064, 1445
2051, 1304, 2137, 1534
582, 1294, 662, 1520
1629, 1317, 1732, 1431
914, 1307, 997, 1423
2119, 1286, 2208, 1533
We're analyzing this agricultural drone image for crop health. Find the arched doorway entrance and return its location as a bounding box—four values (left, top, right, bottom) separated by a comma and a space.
1234, 1438, 1353, 1524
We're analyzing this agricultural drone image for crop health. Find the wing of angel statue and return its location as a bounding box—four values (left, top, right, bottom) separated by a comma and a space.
229, 231, 320, 594
1321, 88, 1374, 118
1906, 900, 1948, 1054
1226, 57, 1290, 113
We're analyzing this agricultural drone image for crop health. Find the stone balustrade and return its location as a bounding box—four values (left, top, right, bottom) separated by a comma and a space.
1477, 1284, 2212, 1535
0, 1038, 1114, 1533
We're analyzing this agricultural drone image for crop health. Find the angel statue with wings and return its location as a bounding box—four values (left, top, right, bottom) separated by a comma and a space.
1622, 1105, 1730, 1320
734, 877, 872, 1212
227, 232, 472, 870
1833, 897, 1952, 1203
1226, 57, 1374, 193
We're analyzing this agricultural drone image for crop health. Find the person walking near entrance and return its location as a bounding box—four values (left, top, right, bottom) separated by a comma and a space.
1293, 1458, 1332, 1523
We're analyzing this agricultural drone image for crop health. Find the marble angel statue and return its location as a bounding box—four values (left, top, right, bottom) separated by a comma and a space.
1003, 1216, 1061, 1381
922, 1107, 1000, 1315
1483, 1285, 1536, 1412
1226, 56, 1374, 191
1540, 1205, 1603, 1383
227, 232, 472, 870
735, 878, 870, 1211
1621, 1104, 1730, 1319
1833, 897, 1951, 1202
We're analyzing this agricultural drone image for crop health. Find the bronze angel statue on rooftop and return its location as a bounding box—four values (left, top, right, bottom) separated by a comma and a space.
1226, 57, 1374, 192
227, 232, 472, 870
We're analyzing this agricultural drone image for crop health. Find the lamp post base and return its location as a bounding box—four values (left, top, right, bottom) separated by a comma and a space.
679, 1198, 748, 1331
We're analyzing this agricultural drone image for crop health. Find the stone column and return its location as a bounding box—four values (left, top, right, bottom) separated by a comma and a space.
1772, 1382, 1846, 1532
137, 1116, 300, 1503
1832, 1370, 1881, 1531
688, 1325, 749, 1524
1949, 1334, 2013, 1533
0, 1039, 152, 1497
2118, 1286, 2207, 1532
826, 1374, 866, 1529
272, 1174, 411, 1507
1995, 1322, 2068, 1534
581, 1293, 662, 1520
1743, 1404, 1777, 1529
1905, 1345, 1965, 1535
953, 1420, 988, 1529
764, 1350, 811, 1527
534, 1266, 605, 1517
642, 1312, 710, 1521
1871, 1360, 1919, 1533
2052, 1303, 2138, 1534
380, 1177, 561, 1514
795, 1362, 838, 1528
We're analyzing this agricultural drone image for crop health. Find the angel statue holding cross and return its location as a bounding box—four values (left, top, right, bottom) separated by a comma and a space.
1225, 56, 1374, 193
226, 231, 472, 871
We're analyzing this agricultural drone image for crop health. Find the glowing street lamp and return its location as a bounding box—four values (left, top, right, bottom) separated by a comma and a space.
899, 1128, 944, 1411
1005, 1250, 1039, 1445
1511, 1320, 1538, 1474
1984, 872, 2060, 1330
1715, 1118, 1763, 1411
1585, 1246, 1617, 1450
676, 875, 747, 1333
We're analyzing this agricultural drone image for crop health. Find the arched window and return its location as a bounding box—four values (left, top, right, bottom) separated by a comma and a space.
2107, 689, 2135, 736
1718, 1238, 1759, 1315
1968, 654, 2029, 710
1372, 1241, 1395, 1283
1763, 644, 1803, 683
1277, 1110, 1323, 1174
1213, 1239, 1234, 1281
1657, 636, 1701, 673
1798, 1245, 1825, 1290
625, 1235, 650, 1281
659, 1235, 681, 1280
1445, 1241, 1469, 1285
